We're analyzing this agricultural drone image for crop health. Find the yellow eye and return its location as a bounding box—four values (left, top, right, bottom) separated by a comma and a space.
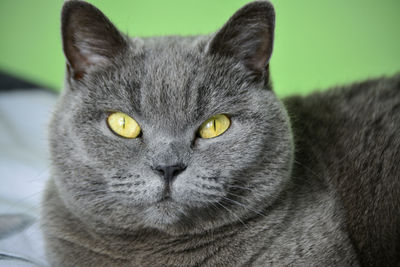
107, 112, 141, 138
198, 114, 231, 139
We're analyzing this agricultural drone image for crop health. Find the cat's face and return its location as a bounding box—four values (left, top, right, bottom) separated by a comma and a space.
50, 0, 293, 234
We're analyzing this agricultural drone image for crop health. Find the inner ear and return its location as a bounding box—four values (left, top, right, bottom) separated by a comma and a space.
61, 0, 128, 80
208, 1, 275, 75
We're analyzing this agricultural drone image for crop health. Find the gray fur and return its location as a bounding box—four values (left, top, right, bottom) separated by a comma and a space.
41, 0, 400, 266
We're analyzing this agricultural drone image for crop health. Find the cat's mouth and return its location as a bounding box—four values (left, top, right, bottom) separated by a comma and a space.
160, 183, 173, 202
157, 195, 173, 204
152, 189, 180, 209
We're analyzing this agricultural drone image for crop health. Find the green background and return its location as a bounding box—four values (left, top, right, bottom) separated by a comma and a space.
0, 0, 399, 96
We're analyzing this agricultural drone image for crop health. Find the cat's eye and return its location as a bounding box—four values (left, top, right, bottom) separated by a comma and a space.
107, 112, 141, 138
198, 114, 231, 139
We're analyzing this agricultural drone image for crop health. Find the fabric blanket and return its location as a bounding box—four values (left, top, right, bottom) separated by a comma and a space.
0, 89, 57, 266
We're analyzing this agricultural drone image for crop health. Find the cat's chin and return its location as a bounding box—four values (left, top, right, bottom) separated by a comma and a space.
139, 199, 228, 235
141, 199, 187, 230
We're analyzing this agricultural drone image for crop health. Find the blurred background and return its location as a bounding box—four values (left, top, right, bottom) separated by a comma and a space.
0, 0, 399, 96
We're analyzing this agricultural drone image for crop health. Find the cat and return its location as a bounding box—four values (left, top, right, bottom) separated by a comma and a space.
41, 0, 400, 266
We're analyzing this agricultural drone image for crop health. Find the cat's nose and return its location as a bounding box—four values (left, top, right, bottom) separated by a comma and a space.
154, 164, 187, 184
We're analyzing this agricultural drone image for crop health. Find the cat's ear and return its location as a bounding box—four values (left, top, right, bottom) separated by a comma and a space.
208, 1, 275, 76
61, 0, 128, 80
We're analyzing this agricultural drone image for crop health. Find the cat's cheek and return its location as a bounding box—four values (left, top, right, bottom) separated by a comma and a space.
106, 171, 165, 206
170, 170, 223, 206
138, 177, 165, 204
193, 121, 253, 168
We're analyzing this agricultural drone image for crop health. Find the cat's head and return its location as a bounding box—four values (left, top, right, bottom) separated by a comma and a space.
50, 0, 293, 234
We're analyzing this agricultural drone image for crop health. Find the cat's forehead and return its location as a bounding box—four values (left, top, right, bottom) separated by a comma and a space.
139, 36, 206, 90
111, 36, 255, 126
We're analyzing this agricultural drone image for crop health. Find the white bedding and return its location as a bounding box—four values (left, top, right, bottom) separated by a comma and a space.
0, 89, 57, 266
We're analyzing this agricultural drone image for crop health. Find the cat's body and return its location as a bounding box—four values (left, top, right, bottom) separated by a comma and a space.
41, 1, 400, 266
285, 76, 400, 266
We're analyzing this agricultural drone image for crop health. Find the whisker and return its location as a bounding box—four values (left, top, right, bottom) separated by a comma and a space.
110, 183, 133, 187
225, 185, 253, 192
214, 201, 249, 229
71, 190, 110, 199
221, 196, 268, 219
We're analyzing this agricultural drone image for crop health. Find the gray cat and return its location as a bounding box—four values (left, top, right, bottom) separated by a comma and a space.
41, 0, 400, 266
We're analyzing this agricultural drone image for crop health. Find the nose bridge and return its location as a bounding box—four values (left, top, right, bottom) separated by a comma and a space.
150, 138, 189, 166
